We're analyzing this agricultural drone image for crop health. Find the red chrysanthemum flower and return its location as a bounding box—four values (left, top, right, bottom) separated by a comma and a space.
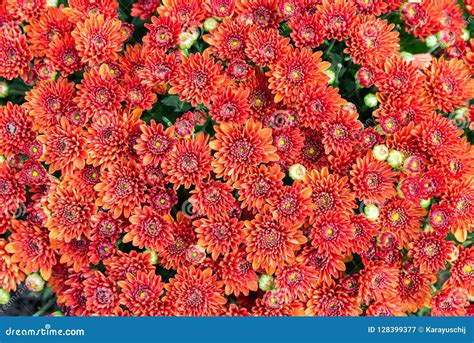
235, 0, 282, 29
123, 206, 174, 252
24, 6, 73, 58
288, 14, 324, 49
0, 238, 24, 292
5, 220, 56, 280
244, 207, 307, 274
275, 262, 318, 302
297, 84, 345, 129
45, 183, 97, 243
298, 129, 328, 170
204, 0, 235, 17
266, 46, 330, 104
52, 235, 91, 272
297, 247, 346, 285
345, 15, 399, 66
252, 296, 306, 316
88, 238, 117, 265
169, 49, 229, 107
317, 0, 356, 41
218, 250, 259, 296
37, 117, 87, 175
75, 65, 123, 120
234, 164, 284, 212
25, 76, 76, 133
210, 119, 279, 182
209, 88, 250, 125
194, 215, 245, 260
321, 108, 363, 154
157, 0, 206, 30
447, 246, 473, 294
267, 183, 313, 227
72, 14, 125, 66
134, 120, 175, 167
0, 162, 26, 216
162, 132, 213, 189
118, 271, 164, 315
309, 212, 353, 254
430, 287, 469, 316
164, 266, 226, 316
0, 102, 33, 157
122, 75, 157, 111
0, 27, 31, 80
375, 54, 425, 97
138, 49, 177, 88
245, 28, 289, 66
409, 231, 454, 273
350, 152, 397, 204
189, 180, 237, 217
203, 18, 252, 61
358, 260, 399, 303
143, 15, 181, 52
83, 270, 120, 315
397, 267, 436, 313
306, 282, 360, 316
349, 214, 379, 254
272, 127, 304, 164
47, 34, 84, 76
105, 250, 155, 282
131, 0, 160, 19
63, 0, 118, 23
379, 197, 426, 248
351, 0, 388, 16
95, 158, 147, 219
303, 167, 355, 221
6, 0, 46, 22
427, 204, 452, 236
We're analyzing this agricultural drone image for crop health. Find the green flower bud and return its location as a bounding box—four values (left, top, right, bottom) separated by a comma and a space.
46, 0, 58, 6
144, 249, 158, 265
461, 29, 470, 41
425, 35, 438, 48
288, 164, 306, 181
364, 204, 380, 222
326, 69, 336, 84
420, 198, 431, 209
364, 93, 378, 108
258, 274, 274, 291
0, 82, 9, 98
387, 150, 404, 168
372, 144, 389, 161
203, 18, 218, 32
179, 32, 196, 50
0, 289, 10, 305
25, 273, 45, 292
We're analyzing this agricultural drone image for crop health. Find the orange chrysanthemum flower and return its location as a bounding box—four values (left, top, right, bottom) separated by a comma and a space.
350, 152, 397, 204
209, 88, 250, 125
24, 6, 73, 58
6, 0, 46, 22
245, 28, 289, 66
63, 0, 118, 23
267, 183, 313, 227
52, 235, 91, 272
0, 162, 26, 215
72, 14, 125, 66
204, 19, 252, 61
379, 197, 426, 248
48, 34, 84, 76
118, 271, 164, 315
349, 214, 379, 254
157, 0, 206, 30
317, 0, 356, 41
244, 207, 307, 274
345, 15, 399, 66
162, 132, 213, 189
210, 119, 279, 182
189, 180, 237, 217
75, 64, 124, 120
234, 164, 284, 212
25, 77, 76, 133
0, 239, 24, 292
105, 250, 155, 282
297, 84, 345, 129
45, 183, 97, 243
288, 14, 324, 49
275, 262, 318, 302
446, 246, 473, 295
169, 49, 229, 106
138, 49, 177, 88
194, 215, 245, 260
0, 28, 31, 80
123, 206, 174, 252
321, 109, 363, 154
143, 15, 181, 52
410, 231, 454, 273
309, 212, 354, 254
38, 117, 87, 175
164, 266, 226, 316
5, 220, 57, 280
95, 158, 147, 219
266, 46, 330, 104
134, 120, 175, 167
297, 247, 346, 285
0, 102, 33, 157
430, 287, 469, 316
83, 270, 120, 315
235, 0, 282, 29
306, 282, 360, 316
397, 267, 436, 313
218, 250, 259, 296
358, 260, 399, 303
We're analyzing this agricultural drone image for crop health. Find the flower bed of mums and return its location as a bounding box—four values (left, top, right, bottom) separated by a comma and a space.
0, 0, 473, 317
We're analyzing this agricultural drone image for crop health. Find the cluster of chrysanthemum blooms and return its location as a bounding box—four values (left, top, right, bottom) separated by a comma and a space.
0, 0, 473, 317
